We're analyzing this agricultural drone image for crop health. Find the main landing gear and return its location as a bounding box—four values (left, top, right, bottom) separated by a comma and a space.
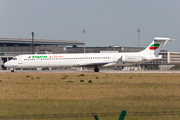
94, 67, 99, 72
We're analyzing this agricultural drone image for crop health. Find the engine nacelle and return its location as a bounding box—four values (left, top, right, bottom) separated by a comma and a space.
121, 56, 143, 62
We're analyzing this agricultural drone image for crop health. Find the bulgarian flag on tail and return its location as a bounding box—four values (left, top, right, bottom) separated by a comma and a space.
149, 43, 160, 50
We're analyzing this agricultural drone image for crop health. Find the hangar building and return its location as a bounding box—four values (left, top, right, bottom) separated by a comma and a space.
0, 37, 85, 70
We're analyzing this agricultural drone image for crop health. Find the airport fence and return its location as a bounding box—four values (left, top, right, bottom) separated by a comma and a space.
1, 111, 180, 120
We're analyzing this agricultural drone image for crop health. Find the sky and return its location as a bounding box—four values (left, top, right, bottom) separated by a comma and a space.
0, 0, 179, 51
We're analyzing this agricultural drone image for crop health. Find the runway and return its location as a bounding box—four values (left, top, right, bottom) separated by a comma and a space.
1, 70, 180, 73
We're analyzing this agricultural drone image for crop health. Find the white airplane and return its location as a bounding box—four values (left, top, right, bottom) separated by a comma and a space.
4, 37, 173, 72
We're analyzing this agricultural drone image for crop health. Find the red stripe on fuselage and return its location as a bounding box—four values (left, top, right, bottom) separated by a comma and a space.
149, 47, 158, 50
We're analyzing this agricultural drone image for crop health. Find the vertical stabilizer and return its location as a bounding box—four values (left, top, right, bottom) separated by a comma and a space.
140, 37, 172, 55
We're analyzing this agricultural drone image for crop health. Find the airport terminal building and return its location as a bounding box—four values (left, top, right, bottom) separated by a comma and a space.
0, 37, 180, 70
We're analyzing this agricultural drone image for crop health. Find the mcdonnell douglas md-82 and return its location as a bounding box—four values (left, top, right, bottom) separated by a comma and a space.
4, 37, 173, 72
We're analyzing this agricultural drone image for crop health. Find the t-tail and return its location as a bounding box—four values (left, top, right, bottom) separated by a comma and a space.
139, 37, 173, 56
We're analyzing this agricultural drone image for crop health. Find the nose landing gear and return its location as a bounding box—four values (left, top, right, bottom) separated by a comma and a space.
10, 68, 14, 72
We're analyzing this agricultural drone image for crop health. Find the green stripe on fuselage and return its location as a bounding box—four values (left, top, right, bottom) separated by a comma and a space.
150, 43, 160, 47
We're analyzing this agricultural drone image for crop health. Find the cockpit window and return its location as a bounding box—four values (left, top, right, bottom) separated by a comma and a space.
13, 58, 17, 60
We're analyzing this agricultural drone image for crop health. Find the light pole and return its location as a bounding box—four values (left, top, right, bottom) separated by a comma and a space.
82, 29, 86, 53
137, 29, 141, 70
137, 29, 140, 51
31, 32, 34, 54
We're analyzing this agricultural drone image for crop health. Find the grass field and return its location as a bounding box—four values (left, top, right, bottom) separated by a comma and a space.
0, 73, 180, 120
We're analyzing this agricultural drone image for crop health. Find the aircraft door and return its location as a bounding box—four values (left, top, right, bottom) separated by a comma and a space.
18, 57, 22, 64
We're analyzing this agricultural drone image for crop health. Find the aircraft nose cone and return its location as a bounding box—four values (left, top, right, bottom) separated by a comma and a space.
4, 62, 11, 68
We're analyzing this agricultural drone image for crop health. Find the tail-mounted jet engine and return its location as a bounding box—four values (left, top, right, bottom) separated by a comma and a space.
116, 56, 145, 65
121, 56, 143, 62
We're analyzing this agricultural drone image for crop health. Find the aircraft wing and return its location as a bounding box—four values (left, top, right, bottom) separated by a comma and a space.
77, 62, 111, 67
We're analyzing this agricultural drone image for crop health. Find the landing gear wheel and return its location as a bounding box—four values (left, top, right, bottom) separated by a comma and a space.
10, 68, 14, 72
94, 68, 99, 72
